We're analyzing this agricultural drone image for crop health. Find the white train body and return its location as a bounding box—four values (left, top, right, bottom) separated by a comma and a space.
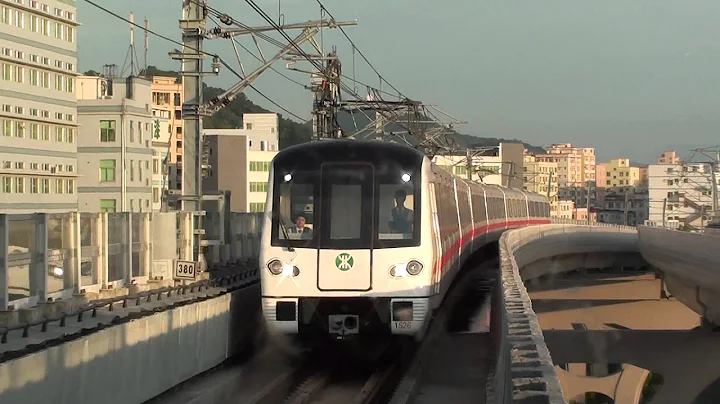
260, 140, 551, 341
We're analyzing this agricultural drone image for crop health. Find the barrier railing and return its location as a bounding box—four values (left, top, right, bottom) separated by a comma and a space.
550, 217, 637, 230
487, 219, 639, 403
0, 211, 263, 313
0, 265, 258, 352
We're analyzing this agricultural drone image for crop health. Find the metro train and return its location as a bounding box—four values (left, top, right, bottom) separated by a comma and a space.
259, 140, 552, 343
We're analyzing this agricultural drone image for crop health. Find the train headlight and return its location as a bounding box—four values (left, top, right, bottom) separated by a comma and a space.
267, 259, 284, 275
282, 263, 300, 277
406, 260, 423, 276
389, 260, 423, 278
267, 259, 300, 277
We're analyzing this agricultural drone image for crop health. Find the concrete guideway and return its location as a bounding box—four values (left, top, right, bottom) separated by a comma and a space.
637, 226, 720, 326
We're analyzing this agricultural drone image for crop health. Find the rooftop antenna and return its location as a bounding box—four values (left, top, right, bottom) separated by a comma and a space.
120, 12, 141, 77
144, 18, 149, 74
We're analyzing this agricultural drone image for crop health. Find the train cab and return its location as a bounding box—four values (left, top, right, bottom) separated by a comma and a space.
260, 140, 433, 340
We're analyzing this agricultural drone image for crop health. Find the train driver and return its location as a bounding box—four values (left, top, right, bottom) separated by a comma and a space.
287, 213, 313, 239
389, 189, 414, 233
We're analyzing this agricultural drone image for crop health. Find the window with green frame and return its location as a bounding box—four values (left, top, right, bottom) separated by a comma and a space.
100, 199, 116, 213
100, 159, 116, 182
100, 120, 116, 142
249, 202, 265, 212
249, 182, 267, 192
249, 161, 270, 172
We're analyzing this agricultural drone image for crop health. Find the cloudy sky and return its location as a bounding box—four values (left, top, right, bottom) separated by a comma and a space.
77, 0, 720, 163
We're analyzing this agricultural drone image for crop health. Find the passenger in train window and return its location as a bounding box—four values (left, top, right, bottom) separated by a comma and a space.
389, 189, 414, 233
287, 214, 313, 239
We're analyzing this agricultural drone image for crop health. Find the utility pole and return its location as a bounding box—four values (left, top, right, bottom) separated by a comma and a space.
711, 162, 718, 219
466, 148, 472, 181
171, 1, 357, 264
662, 197, 667, 228
173, 0, 208, 265
623, 190, 630, 226
586, 180, 591, 224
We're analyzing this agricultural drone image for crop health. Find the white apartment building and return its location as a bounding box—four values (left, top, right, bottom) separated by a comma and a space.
432, 143, 525, 188
150, 116, 171, 211
202, 113, 279, 213
76, 75, 154, 212
0, 0, 79, 213
648, 162, 718, 230
433, 154, 503, 184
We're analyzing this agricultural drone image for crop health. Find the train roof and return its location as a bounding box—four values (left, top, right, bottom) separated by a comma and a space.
274, 139, 427, 163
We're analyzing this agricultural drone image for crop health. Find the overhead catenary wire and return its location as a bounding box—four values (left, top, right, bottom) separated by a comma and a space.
81, 0, 308, 122
312, 0, 406, 99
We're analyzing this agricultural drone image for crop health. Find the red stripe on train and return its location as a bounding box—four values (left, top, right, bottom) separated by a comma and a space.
432, 219, 552, 280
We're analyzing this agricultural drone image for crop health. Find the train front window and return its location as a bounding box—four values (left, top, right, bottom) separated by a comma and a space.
375, 171, 420, 248
271, 170, 316, 247
319, 164, 374, 249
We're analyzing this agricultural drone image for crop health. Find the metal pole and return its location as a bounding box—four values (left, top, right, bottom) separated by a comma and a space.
466, 148, 472, 181
179, 0, 206, 263
711, 162, 718, 219
624, 191, 630, 226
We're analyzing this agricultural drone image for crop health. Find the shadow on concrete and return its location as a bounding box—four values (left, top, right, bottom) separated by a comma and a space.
525, 271, 653, 293
0, 284, 263, 404
530, 298, 652, 314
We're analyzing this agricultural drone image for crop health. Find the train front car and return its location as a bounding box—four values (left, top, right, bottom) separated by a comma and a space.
260, 140, 432, 342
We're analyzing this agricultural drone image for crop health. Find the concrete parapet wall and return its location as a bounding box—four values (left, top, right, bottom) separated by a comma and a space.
488, 223, 640, 404
0, 283, 261, 404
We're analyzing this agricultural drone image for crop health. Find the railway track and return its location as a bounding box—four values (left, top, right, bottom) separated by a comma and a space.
247, 338, 416, 404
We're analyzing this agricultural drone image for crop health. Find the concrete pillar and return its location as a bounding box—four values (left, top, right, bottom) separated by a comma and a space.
141, 213, 151, 278
100, 212, 109, 288
123, 212, 132, 284
31, 213, 48, 302
0, 215, 8, 311
179, 211, 193, 261
228, 213, 238, 264
62, 212, 78, 292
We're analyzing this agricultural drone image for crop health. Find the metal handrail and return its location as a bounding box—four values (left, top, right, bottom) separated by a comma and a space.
0, 262, 258, 345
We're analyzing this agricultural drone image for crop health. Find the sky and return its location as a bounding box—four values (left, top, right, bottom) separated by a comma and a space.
77, 0, 720, 163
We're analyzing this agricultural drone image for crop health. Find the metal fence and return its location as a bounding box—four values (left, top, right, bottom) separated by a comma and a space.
0, 211, 263, 311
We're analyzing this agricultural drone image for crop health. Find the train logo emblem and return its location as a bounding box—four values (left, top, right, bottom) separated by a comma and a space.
335, 253, 354, 271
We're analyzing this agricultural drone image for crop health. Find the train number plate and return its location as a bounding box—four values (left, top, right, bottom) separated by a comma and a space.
393, 321, 412, 329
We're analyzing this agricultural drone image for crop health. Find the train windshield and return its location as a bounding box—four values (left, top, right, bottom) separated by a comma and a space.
270, 159, 420, 249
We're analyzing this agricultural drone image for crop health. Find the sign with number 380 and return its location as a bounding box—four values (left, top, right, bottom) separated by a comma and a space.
174, 260, 198, 280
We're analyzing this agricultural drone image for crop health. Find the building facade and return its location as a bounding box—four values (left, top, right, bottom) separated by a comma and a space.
150, 76, 182, 201
601, 158, 640, 189
0, 0, 79, 213
150, 116, 171, 211
648, 162, 718, 230
201, 113, 279, 213
432, 143, 525, 188
658, 150, 681, 165
523, 154, 560, 216
76, 75, 154, 212
596, 189, 649, 226
530, 143, 596, 209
